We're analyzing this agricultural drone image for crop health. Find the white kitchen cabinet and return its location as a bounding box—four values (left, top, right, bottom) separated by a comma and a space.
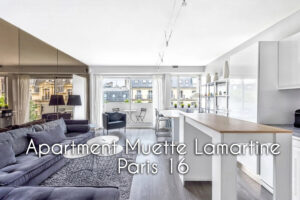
278, 32, 300, 89
293, 136, 300, 200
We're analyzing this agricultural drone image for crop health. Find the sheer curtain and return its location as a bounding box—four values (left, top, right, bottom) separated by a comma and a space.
72, 74, 87, 120
152, 75, 164, 128
10, 75, 30, 124
90, 74, 103, 128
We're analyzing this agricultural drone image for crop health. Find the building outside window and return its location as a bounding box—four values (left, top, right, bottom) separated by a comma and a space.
29, 78, 73, 121
0, 77, 7, 107
170, 76, 199, 110
148, 90, 152, 100
103, 77, 153, 127
136, 90, 142, 100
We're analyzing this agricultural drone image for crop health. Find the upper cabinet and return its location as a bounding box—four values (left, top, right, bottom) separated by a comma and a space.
278, 32, 300, 89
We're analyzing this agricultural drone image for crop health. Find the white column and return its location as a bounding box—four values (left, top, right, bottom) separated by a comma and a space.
273, 133, 292, 200
212, 134, 237, 200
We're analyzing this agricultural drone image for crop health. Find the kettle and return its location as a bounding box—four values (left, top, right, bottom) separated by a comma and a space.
294, 109, 300, 128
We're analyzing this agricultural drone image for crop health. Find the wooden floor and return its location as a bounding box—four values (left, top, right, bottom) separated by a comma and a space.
106, 129, 272, 200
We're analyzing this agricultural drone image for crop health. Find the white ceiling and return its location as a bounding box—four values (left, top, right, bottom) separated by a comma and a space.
0, 0, 300, 66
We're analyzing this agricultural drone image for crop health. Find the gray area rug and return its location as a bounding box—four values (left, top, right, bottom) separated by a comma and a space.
41, 150, 137, 200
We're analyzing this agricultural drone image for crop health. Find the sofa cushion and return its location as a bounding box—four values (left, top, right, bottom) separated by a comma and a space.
64, 119, 88, 125
0, 152, 62, 186
0, 186, 120, 200
32, 124, 44, 132
28, 125, 66, 147
42, 118, 67, 134
0, 132, 13, 144
7, 127, 33, 155
66, 124, 90, 133
0, 140, 16, 169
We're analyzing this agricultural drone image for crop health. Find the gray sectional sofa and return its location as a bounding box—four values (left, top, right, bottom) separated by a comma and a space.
0, 118, 120, 200
0, 186, 119, 200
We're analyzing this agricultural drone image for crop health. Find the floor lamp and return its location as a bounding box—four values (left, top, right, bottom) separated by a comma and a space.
67, 95, 82, 119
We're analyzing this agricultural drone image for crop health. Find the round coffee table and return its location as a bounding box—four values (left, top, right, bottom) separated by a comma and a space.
87, 135, 123, 156
64, 147, 89, 159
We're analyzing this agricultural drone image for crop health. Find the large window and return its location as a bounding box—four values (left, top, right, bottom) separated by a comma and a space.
0, 77, 7, 107
229, 79, 257, 122
29, 78, 73, 121
170, 75, 199, 111
103, 77, 153, 127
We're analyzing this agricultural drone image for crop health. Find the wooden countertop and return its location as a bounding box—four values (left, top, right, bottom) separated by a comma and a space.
181, 113, 292, 134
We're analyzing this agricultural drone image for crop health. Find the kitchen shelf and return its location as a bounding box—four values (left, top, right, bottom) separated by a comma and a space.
200, 79, 229, 117
216, 95, 229, 97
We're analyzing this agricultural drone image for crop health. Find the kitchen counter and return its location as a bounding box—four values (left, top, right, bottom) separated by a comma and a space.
181, 113, 292, 133
179, 113, 292, 200
271, 124, 300, 138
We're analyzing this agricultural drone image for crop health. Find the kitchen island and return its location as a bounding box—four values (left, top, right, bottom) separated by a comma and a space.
179, 113, 292, 200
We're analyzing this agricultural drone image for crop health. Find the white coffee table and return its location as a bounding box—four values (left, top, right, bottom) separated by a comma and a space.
87, 135, 123, 156
64, 147, 90, 159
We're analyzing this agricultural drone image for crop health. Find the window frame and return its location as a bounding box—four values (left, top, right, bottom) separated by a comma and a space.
170, 75, 201, 111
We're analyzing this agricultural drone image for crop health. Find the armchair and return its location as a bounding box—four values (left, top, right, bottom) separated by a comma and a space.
102, 112, 126, 135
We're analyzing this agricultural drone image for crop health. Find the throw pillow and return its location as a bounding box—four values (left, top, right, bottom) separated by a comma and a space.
8, 127, 33, 155
27, 125, 66, 147
42, 118, 67, 134
32, 124, 44, 132
0, 140, 16, 168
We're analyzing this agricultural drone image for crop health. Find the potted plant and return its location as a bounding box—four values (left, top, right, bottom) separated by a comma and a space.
4, 104, 8, 109
174, 103, 177, 108
124, 99, 129, 103
136, 99, 142, 103
181, 104, 184, 109
194, 103, 197, 108
188, 104, 191, 108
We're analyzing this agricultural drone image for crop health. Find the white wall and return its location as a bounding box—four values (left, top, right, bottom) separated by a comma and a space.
206, 10, 300, 124
206, 10, 300, 75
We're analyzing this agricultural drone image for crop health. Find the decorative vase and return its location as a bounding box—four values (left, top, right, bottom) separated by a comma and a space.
214, 73, 219, 81
223, 61, 229, 79
206, 73, 211, 83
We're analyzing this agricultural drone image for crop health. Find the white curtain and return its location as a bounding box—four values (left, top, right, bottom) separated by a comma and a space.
152, 75, 164, 128
10, 75, 30, 124
90, 74, 103, 128
72, 74, 87, 119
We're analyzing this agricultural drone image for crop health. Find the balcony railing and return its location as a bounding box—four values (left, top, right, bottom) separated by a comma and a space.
42, 96, 50, 101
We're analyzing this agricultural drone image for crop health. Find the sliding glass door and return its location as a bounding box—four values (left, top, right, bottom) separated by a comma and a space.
130, 78, 153, 126
103, 78, 130, 115
103, 77, 153, 127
